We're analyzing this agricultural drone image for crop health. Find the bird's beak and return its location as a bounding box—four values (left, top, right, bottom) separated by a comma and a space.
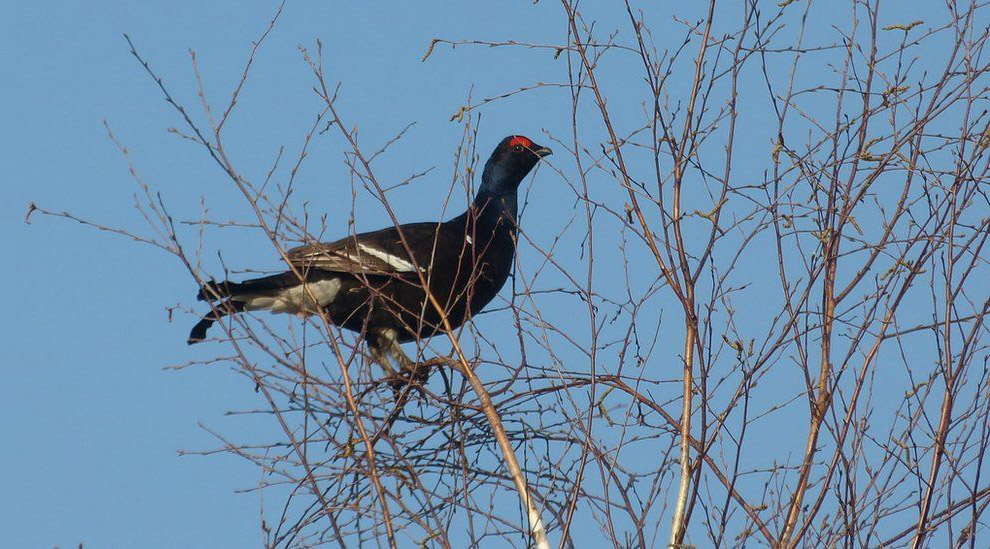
534, 146, 553, 158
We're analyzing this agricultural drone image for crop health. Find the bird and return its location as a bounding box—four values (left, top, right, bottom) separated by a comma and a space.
188, 135, 551, 376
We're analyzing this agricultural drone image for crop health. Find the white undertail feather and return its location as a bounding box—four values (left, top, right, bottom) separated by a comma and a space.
237, 278, 341, 315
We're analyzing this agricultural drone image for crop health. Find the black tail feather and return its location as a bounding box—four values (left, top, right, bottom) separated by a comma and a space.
187, 300, 246, 344
190, 271, 331, 344
196, 272, 313, 302
196, 279, 227, 302
187, 316, 215, 345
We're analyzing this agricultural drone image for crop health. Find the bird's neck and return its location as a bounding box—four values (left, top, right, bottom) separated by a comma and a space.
472, 188, 517, 223
447, 187, 517, 235
473, 162, 521, 222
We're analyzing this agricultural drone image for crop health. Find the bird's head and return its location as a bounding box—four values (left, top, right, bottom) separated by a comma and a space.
479, 135, 552, 197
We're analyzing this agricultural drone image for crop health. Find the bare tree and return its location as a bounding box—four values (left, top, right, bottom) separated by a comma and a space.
30, 1, 990, 546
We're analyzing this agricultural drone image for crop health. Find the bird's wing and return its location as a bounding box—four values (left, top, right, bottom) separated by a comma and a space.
286, 223, 445, 276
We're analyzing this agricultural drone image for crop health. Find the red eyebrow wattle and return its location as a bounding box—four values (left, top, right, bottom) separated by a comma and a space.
509, 136, 532, 148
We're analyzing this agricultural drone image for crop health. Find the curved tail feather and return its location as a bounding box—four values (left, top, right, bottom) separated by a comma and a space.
187, 300, 246, 344
189, 271, 341, 344
187, 316, 214, 344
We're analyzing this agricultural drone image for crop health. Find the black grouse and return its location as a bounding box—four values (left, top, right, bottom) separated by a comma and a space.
188, 135, 551, 372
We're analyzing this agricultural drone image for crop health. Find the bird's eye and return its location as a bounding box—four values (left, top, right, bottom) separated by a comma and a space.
512, 145, 523, 152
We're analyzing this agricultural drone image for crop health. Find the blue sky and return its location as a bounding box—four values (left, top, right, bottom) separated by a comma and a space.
5, 1, 981, 547
4, 3, 572, 546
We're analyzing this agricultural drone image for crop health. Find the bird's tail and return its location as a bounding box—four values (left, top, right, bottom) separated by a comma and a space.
187, 300, 246, 344
188, 271, 340, 344
196, 272, 306, 302
188, 272, 299, 344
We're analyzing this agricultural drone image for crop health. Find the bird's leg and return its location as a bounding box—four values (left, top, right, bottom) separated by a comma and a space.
384, 337, 431, 395
369, 329, 427, 397
369, 342, 401, 377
